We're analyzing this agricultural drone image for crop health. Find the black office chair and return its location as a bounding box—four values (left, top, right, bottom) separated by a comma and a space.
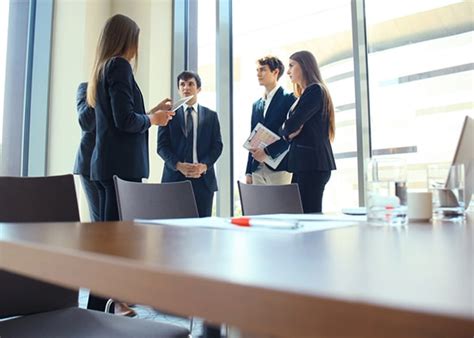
0, 174, 189, 338
238, 181, 304, 215
114, 176, 199, 220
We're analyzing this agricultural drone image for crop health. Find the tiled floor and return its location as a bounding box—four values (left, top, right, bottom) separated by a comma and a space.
79, 288, 204, 336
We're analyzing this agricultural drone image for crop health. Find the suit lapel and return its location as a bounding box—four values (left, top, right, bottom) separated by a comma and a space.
176, 107, 186, 136
197, 105, 206, 145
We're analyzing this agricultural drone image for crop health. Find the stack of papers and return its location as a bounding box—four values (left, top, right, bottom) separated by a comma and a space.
243, 123, 288, 169
135, 214, 363, 234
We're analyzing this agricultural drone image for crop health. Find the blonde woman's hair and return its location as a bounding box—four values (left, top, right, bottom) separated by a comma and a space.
87, 14, 140, 107
290, 50, 335, 142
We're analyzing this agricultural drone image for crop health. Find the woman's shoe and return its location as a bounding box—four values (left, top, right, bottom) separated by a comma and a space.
115, 302, 137, 317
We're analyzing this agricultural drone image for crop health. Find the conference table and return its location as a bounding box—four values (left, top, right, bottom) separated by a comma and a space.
0, 217, 472, 337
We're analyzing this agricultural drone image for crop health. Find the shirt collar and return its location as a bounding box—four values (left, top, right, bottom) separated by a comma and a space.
263, 85, 280, 101
184, 102, 199, 112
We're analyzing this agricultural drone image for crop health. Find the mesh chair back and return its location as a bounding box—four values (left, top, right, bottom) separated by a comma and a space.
238, 181, 304, 216
0, 174, 79, 318
114, 176, 199, 220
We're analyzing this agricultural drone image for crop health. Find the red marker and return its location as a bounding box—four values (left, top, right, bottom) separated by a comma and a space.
230, 217, 301, 229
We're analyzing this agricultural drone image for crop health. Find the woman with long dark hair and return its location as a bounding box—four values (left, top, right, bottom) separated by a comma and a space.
282, 50, 336, 213
86, 14, 173, 314
87, 14, 173, 222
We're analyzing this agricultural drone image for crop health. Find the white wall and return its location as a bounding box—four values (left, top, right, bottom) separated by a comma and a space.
47, 0, 172, 220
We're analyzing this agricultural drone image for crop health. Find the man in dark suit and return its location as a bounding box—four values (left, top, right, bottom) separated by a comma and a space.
158, 71, 223, 217
245, 56, 296, 185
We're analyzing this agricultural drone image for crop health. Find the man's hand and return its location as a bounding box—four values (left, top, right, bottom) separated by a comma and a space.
149, 110, 175, 126
176, 162, 194, 177
194, 163, 207, 176
176, 162, 207, 178
245, 175, 253, 184
250, 148, 268, 163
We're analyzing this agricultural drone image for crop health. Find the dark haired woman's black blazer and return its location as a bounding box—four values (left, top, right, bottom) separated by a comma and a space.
282, 83, 336, 172
90, 57, 151, 181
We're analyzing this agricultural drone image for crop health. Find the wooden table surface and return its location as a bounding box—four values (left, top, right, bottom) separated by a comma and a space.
0, 219, 473, 337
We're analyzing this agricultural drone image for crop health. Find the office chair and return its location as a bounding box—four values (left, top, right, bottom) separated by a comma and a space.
0, 174, 189, 338
114, 176, 200, 333
238, 181, 304, 215
114, 176, 199, 220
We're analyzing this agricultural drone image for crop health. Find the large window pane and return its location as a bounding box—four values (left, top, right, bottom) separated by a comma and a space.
366, 0, 474, 190
197, 0, 218, 215
232, 0, 357, 214
0, 1, 10, 171
197, 0, 216, 111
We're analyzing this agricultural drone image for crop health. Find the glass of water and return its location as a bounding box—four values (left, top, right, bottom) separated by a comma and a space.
428, 163, 465, 222
366, 158, 408, 226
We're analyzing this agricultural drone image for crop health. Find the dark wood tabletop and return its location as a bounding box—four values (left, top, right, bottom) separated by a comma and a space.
0, 219, 473, 337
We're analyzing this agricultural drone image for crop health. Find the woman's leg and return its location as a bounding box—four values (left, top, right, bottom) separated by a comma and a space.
87, 180, 113, 311
292, 171, 331, 213
98, 179, 119, 221
94, 180, 106, 222
80, 175, 101, 222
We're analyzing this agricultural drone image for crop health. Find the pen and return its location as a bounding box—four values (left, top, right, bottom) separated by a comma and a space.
230, 217, 301, 229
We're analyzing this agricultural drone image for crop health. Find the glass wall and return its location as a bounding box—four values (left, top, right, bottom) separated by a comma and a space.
197, 0, 217, 111
197, 0, 218, 214
192, 0, 474, 215
232, 0, 357, 214
0, 1, 10, 168
366, 0, 474, 191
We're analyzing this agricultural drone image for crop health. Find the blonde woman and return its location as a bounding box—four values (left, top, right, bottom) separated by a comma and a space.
282, 50, 336, 213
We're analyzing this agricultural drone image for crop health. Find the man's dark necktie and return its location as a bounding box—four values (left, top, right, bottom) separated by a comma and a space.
184, 107, 194, 163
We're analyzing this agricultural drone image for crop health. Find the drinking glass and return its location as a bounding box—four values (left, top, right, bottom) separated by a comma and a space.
366, 158, 408, 226
427, 163, 465, 222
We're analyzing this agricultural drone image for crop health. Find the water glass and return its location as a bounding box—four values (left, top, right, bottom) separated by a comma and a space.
427, 163, 465, 222
366, 158, 408, 226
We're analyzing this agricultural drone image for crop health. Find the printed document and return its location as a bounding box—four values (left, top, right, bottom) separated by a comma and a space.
135, 216, 358, 234
243, 123, 288, 169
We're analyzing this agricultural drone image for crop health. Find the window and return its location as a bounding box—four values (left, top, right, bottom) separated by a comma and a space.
366, 0, 474, 190
197, 0, 218, 215
0, 0, 10, 171
197, 0, 217, 111
232, 0, 357, 214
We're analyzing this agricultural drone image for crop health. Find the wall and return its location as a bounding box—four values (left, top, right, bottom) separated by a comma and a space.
47, 0, 172, 220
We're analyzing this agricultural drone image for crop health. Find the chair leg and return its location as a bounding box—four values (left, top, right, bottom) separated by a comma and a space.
104, 299, 114, 313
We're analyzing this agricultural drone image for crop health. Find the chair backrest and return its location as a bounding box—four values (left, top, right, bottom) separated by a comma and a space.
238, 181, 304, 216
114, 176, 199, 220
0, 174, 79, 318
0, 174, 80, 222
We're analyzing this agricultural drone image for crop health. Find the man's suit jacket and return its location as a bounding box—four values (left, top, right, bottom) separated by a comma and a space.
73, 82, 95, 176
90, 57, 151, 181
282, 83, 336, 172
157, 104, 223, 192
245, 87, 295, 174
